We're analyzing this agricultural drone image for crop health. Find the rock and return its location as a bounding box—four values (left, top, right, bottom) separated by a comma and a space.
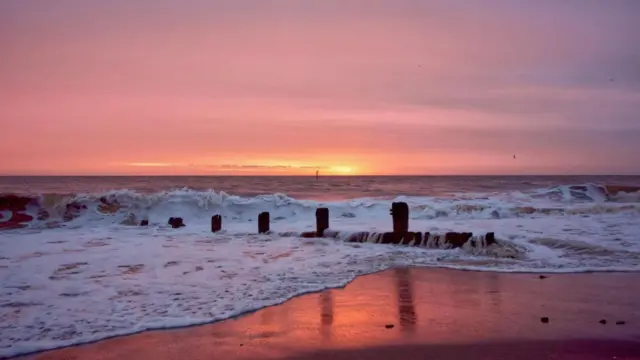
385, 324, 394, 329
539, 275, 548, 279
168, 217, 185, 228
140, 219, 149, 226
599, 319, 607, 325
0, 195, 34, 211
605, 185, 640, 196
9, 212, 33, 223
616, 321, 626, 325
63, 202, 87, 221
540, 317, 549, 323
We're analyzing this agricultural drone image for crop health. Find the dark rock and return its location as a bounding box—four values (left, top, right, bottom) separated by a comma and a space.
140, 220, 149, 226
540, 317, 549, 323
599, 319, 607, 325
616, 321, 626, 325
0, 195, 34, 211
168, 217, 185, 228
385, 324, 394, 329
63, 202, 87, 221
9, 212, 33, 223
539, 275, 548, 279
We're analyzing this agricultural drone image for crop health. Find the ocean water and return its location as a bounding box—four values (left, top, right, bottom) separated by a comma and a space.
1, 175, 640, 357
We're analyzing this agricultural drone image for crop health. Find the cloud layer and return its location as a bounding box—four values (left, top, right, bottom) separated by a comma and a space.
1, 0, 639, 174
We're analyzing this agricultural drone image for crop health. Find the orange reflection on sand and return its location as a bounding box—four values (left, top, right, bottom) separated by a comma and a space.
23, 269, 640, 360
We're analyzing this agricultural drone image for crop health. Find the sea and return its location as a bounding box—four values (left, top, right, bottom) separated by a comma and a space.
1, 175, 640, 357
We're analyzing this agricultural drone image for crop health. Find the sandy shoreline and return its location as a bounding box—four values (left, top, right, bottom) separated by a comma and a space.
16, 268, 640, 359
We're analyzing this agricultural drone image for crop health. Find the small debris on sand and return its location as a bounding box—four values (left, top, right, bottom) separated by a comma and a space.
385, 324, 394, 329
541, 317, 549, 323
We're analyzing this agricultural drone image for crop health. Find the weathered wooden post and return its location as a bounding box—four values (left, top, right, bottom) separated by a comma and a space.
390, 202, 409, 243
486, 232, 496, 246
258, 212, 270, 234
316, 208, 329, 236
211, 215, 222, 233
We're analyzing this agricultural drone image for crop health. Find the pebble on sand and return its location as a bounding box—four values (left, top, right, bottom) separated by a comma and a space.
540, 317, 549, 323
385, 324, 395, 329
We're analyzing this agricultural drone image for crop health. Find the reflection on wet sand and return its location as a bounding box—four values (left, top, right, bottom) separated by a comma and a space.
319, 291, 334, 341
394, 268, 417, 332
22, 269, 640, 360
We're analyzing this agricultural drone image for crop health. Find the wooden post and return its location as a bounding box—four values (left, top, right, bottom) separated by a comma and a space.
391, 202, 409, 235
486, 232, 496, 246
211, 215, 222, 233
316, 208, 329, 236
258, 212, 270, 234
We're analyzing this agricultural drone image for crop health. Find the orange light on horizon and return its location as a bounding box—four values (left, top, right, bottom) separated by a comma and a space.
117, 161, 363, 176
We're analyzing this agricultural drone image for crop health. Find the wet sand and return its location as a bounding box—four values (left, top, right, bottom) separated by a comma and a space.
18, 268, 640, 360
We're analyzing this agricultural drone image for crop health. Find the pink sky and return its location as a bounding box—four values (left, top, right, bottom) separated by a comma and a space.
1, 0, 639, 175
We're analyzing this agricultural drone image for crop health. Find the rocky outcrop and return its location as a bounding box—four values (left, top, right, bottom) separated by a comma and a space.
0, 195, 37, 229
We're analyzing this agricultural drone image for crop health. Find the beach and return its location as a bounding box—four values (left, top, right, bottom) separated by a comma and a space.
18, 268, 640, 360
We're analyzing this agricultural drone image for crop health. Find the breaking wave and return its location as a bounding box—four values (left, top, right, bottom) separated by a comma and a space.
1, 183, 639, 231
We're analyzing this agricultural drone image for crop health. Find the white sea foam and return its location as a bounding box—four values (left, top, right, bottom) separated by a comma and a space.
1, 185, 640, 357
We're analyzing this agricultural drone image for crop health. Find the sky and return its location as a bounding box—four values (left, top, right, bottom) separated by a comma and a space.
1, 0, 640, 175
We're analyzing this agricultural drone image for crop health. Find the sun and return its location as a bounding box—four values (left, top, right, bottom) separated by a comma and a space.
329, 166, 354, 174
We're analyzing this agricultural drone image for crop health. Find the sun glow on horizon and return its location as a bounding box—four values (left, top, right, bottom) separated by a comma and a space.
327, 166, 354, 175
117, 161, 361, 175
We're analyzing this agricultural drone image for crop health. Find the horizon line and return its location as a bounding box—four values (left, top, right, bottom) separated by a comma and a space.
1, 174, 639, 177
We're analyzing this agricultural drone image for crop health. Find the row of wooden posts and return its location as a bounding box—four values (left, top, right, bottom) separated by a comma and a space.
208, 202, 497, 248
